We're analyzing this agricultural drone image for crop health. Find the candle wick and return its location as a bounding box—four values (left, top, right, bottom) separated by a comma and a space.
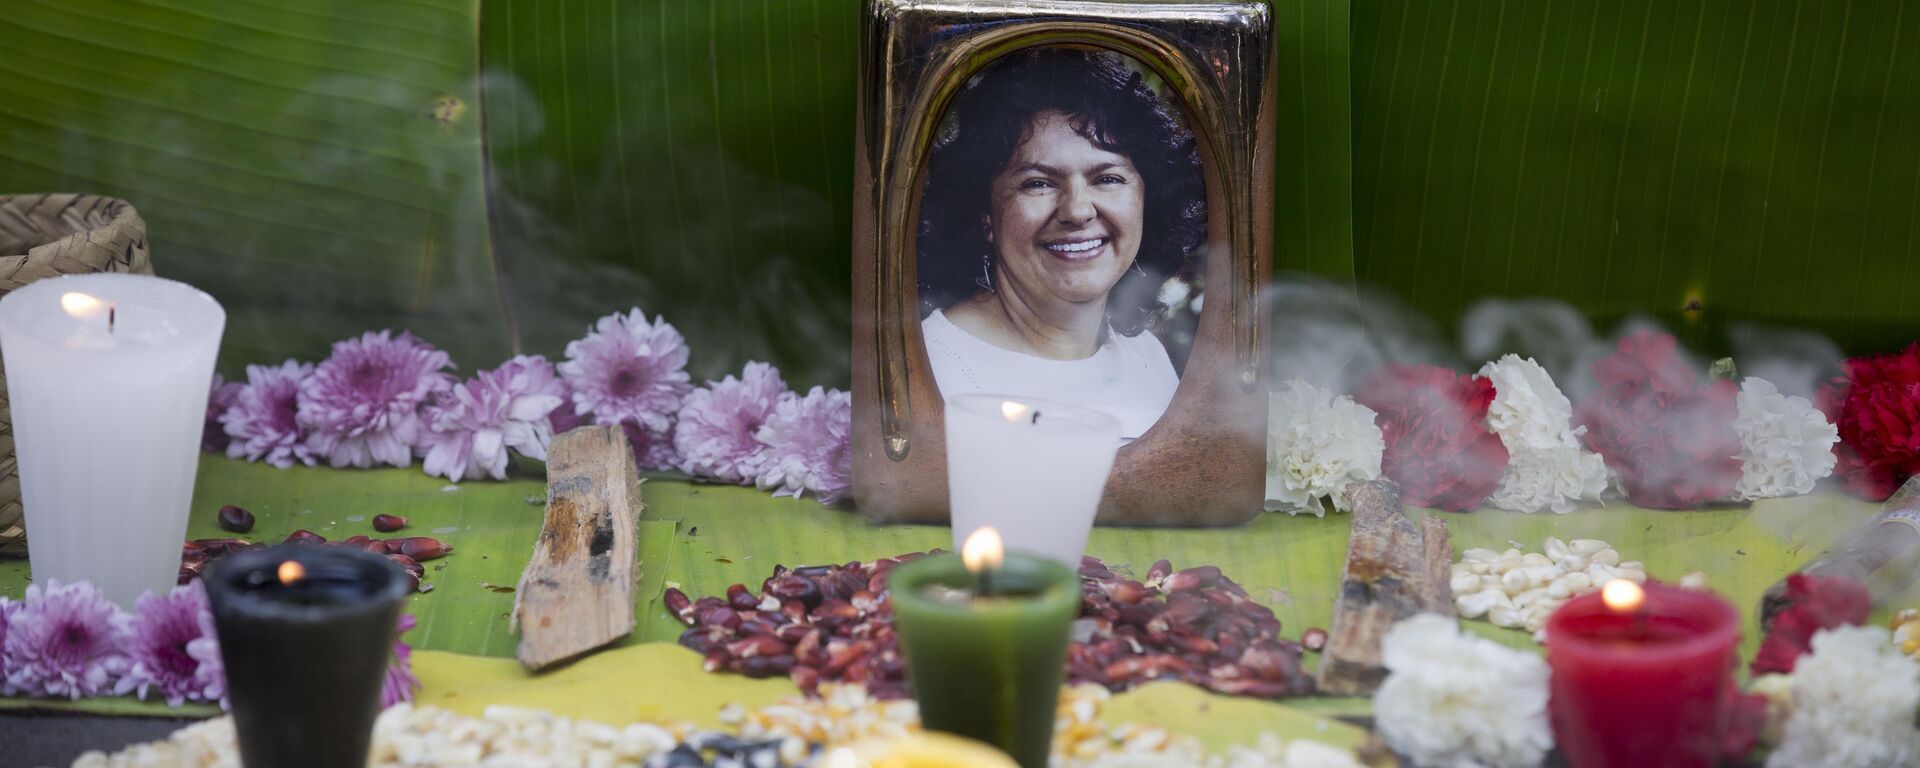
108, 304, 115, 334
1030, 410, 1040, 425
978, 567, 994, 598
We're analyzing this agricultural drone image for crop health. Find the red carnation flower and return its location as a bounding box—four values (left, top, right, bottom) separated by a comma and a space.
1352, 364, 1508, 511
1574, 331, 1741, 509
1749, 572, 1871, 676
1817, 343, 1920, 501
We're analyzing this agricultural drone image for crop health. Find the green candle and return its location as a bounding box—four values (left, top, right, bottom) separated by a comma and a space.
889, 537, 1081, 768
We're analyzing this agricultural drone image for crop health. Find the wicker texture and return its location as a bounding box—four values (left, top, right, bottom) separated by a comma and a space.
0, 194, 153, 556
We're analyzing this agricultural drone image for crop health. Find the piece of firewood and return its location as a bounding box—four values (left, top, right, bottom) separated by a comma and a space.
513, 425, 645, 670
1313, 479, 1455, 696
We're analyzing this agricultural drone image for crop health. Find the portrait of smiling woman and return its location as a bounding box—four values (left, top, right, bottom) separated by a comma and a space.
917, 47, 1208, 442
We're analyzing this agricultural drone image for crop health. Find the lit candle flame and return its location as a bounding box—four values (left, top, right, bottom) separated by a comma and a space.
1000, 401, 1031, 423
1602, 579, 1645, 613
60, 292, 106, 319
278, 559, 306, 585
961, 526, 1004, 574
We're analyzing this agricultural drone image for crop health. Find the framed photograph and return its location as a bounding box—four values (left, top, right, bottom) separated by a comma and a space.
852, 0, 1275, 526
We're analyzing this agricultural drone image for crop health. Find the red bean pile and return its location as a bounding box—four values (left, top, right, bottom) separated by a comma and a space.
179, 529, 452, 593
668, 554, 1315, 700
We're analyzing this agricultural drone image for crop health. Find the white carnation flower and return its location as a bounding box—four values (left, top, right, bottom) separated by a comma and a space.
1731, 377, 1839, 502
1266, 379, 1385, 516
1476, 355, 1609, 513
1765, 626, 1920, 768
1489, 446, 1611, 515
1375, 613, 1553, 768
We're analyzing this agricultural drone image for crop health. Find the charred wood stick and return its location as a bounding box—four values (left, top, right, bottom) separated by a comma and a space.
512, 425, 646, 671
1314, 479, 1455, 696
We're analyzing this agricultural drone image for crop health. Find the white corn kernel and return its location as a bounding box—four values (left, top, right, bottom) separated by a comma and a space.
1521, 553, 1554, 568
1488, 607, 1524, 628
1451, 573, 1481, 593
1513, 587, 1551, 607
1557, 554, 1588, 572
1492, 556, 1524, 575
1591, 548, 1620, 566
1616, 569, 1647, 583
1547, 582, 1571, 600
1543, 537, 1570, 562
1679, 571, 1709, 589
1462, 548, 1501, 562
1570, 539, 1609, 556
1501, 569, 1532, 594
1456, 590, 1505, 619
1555, 572, 1593, 593
1618, 560, 1643, 571
1502, 548, 1523, 561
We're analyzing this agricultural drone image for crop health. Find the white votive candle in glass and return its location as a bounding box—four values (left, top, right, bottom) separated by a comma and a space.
0, 274, 225, 606
945, 393, 1120, 570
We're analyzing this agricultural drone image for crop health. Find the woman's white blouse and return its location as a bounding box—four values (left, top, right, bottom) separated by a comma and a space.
921, 309, 1178, 440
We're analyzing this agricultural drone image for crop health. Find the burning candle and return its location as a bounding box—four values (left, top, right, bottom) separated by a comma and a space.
1546, 579, 1741, 768
890, 527, 1081, 768
205, 544, 410, 768
944, 394, 1120, 569
0, 273, 224, 606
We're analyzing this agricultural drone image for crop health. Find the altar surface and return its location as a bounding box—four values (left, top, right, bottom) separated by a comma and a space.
0, 456, 1905, 753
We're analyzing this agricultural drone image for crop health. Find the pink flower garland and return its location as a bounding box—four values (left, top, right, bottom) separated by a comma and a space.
200, 307, 851, 505
0, 581, 417, 709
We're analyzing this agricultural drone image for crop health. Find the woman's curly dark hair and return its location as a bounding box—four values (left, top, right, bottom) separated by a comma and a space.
917, 47, 1207, 337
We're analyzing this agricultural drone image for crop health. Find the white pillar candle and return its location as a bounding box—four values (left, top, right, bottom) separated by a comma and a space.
945, 393, 1120, 570
0, 274, 225, 606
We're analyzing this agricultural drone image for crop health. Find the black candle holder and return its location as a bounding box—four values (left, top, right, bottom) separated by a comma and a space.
205, 544, 410, 768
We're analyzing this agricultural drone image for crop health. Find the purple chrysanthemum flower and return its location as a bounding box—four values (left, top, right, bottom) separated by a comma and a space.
674, 362, 791, 484
419, 376, 516, 483
622, 422, 684, 473
298, 331, 453, 469
557, 309, 691, 434
549, 398, 585, 436
126, 581, 221, 706
223, 360, 316, 469
483, 355, 568, 461
3, 580, 133, 699
188, 608, 225, 710
0, 598, 17, 696
203, 374, 243, 453
381, 614, 419, 708
754, 386, 852, 505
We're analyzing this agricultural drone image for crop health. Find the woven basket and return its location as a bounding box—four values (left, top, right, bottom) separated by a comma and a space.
0, 194, 153, 557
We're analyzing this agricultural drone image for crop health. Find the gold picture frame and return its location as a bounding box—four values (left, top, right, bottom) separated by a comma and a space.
852, 0, 1275, 526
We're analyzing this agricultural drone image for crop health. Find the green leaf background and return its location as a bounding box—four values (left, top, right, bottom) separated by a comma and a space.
2, 0, 1917, 380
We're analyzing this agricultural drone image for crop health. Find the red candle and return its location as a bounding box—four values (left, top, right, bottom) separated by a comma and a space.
1545, 580, 1740, 768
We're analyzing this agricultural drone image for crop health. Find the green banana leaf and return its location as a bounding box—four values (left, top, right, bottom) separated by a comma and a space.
0, 0, 507, 369
1351, 0, 1920, 356
5, 0, 1920, 376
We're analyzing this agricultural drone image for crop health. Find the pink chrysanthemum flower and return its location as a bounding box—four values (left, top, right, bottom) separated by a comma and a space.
126, 581, 221, 706
482, 355, 568, 461
623, 422, 684, 473
298, 331, 453, 469
381, 614, 420, 708
3, 580, 134, 699
557, 309, 692, 434
674, 362, 792, 484
203, 374, 243, 453
222, 360, 316, 469
755, 386, 852, 504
